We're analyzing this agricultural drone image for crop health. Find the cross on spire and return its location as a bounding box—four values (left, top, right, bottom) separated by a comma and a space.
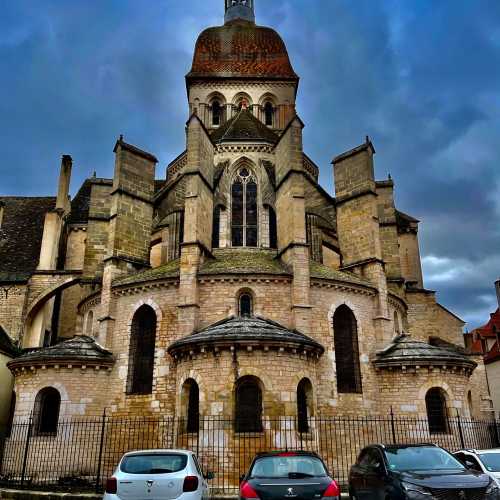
225, 0, 255, 24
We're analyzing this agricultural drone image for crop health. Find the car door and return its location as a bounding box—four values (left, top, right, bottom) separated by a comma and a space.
192, 453, 209, 500
350, 449, 370, 499
361, 449, 386, 500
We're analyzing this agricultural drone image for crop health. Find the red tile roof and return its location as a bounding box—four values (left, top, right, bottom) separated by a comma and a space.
187, 20, 298, 81
468, 308, 500, 362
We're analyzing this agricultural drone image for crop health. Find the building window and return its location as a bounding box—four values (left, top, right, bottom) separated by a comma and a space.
333, 305, 362, 394
6, 392, 16, 437
393, 311, 400, 334
182, 379, 200, 433
426, 388, 449, 434
467, 391, 473, 418
264, 102, 274, 126
212, 205, 221, 248
85, 310, 94, 337
269, 206, 277, 249
212, 100, 221, 126
297, 378, 312, 433
231, 167, 258, 247
239, 293, 253, 317
34, 387, 60, 435
235, 376, 263, 433
127, 305, 157, 395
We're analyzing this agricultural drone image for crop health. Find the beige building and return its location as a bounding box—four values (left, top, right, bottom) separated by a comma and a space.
0, 326, 17, 429
0, 0, 491, 439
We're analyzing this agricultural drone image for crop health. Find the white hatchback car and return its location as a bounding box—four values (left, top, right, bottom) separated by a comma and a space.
103, 449, 213, 500
454, 449, 500, 485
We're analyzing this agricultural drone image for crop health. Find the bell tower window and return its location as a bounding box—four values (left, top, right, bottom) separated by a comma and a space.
212, 100, 221, 126
264, 102, 274, 126
231, 167, 258, 247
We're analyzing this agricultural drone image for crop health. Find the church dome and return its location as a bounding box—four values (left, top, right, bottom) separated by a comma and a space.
186, 20, 298, 81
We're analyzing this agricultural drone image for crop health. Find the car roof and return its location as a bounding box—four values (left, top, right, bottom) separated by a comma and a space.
253, 451, 321, 458
372, 443, 439, 450
456, 449, 500, 455
122, 449, 193, 457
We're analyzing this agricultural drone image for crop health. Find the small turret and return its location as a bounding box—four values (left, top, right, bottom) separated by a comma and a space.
225, 0, 255, 24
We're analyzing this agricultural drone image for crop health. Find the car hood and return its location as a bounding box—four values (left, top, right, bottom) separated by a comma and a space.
395, 469, 491, 488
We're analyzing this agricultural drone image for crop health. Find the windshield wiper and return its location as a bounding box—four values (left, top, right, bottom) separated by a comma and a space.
288, 472, 315, 478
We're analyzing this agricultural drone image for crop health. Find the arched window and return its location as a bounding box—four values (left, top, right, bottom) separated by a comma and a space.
269, 206, 277, 249
239, 293, 253, 317
264, 102, 274, 126
85, 310, 94, 337
231, 167, 258, 247
6, 391, 16, 437
333, 305, 362, 394
212, 205, 221, 248
393, 311, 400, 334
235, 376, 263, 433
467, 391, 473, 418
212, 100, 221, 126
34, 387, 60, 435
426, 388, 449, 434
182, 379, 200, 433
297, 378, 313, 433
127, 305, 157, 395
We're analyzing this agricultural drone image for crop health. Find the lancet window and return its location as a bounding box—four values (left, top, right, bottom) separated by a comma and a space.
231, 167, 258, 247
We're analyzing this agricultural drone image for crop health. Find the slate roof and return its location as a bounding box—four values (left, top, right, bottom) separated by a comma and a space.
0, 197, 56, 282
0, 325, 18, 357
187, 20, 298, 81
373, 334, 477, 369
8, 335, 115, 369
211, 109, 279, 144
67, 180, 92, 225
199, 248, 290, 276
168, 315, 324, 354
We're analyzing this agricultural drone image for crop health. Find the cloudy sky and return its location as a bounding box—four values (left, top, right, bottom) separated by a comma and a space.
1, 0, 499, 329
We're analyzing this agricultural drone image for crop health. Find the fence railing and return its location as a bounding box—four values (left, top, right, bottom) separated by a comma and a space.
1, 412, 499, 493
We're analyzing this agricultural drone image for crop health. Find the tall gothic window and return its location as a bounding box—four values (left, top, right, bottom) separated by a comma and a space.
127, 305, 157, 395
212, 205, 221, 248
264, 102, 274, 126
231, 167, 258, 247
34, 387, 60, 435
269, 206, 277, 249
212, 100, 221, 126
426, 388, 448, 434
333, 305, 362, 394
235, 376, 263, 432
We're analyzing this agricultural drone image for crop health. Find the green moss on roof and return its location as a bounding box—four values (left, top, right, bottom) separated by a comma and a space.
309, 260, 374, 288
199, 249, 291, 276
113, 259, 180, 286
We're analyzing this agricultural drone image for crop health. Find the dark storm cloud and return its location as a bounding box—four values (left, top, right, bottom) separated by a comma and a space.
0, 0, 498, 328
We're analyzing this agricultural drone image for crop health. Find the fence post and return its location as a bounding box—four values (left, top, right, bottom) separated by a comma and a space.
95, 408, 107, 493
390, 407, 396, 444
20, 413, 33, 488
456, 409, 465, 449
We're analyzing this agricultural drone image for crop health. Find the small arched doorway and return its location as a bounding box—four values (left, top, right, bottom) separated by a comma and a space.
181, 379, 200, 433
235, 376, 263, 433
425, 387, 449, 434
34, 387, 61, 435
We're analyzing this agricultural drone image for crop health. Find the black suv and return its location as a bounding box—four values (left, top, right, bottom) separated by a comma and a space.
349, 443, 500, 499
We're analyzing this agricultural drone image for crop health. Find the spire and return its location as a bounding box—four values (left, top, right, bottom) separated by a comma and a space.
225, 0, 255, 24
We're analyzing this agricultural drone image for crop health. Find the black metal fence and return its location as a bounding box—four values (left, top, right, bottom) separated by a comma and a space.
1, 412, 499, 494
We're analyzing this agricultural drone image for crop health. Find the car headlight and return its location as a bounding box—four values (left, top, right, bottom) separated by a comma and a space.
401, 481, 433, 498
486, 479, 500, 498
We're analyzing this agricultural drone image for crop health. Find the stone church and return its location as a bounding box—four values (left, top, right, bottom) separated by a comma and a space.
0, 0, 491, 435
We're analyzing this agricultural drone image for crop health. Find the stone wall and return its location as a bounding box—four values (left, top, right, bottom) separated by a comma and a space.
0, 284, 27, 341
0, 351, 14, 426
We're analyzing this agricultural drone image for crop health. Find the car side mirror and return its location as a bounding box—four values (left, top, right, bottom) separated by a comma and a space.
205, 471, 215, 480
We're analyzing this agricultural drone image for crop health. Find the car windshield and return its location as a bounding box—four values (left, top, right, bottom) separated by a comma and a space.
250, 455, 328, 478
385, 446, 465, 472
121, 453, 188, 474
479, 453, 500, 472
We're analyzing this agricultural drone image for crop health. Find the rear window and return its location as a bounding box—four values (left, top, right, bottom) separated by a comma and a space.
250, 455, 328, 478
121, 453, 188, 474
